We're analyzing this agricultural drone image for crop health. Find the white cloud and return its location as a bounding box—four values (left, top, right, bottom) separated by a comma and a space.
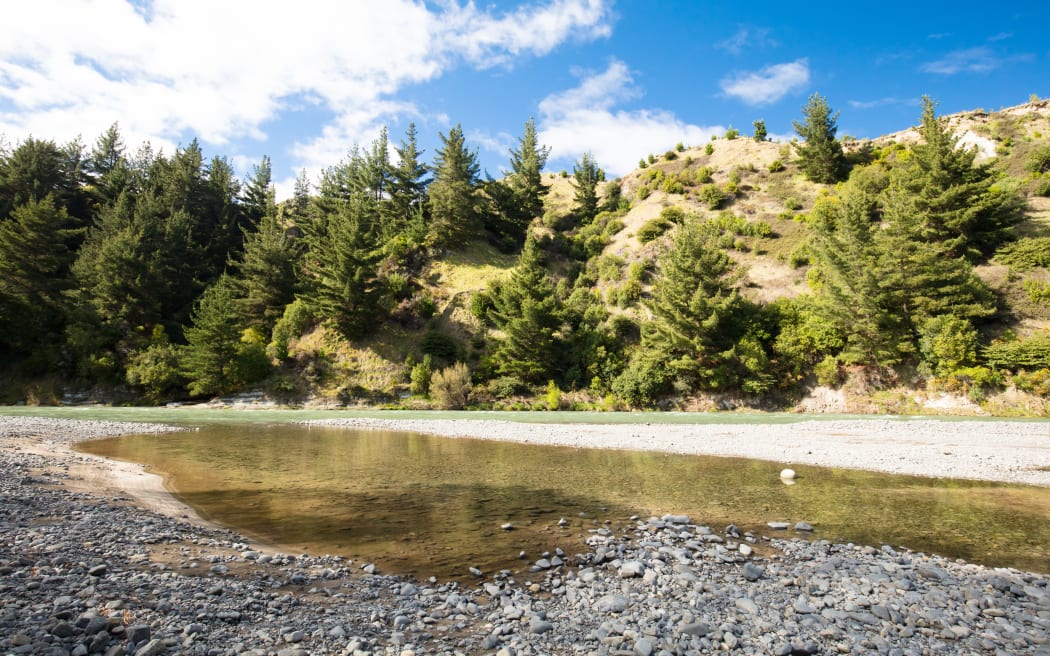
920, 46, 1031, 74
720, 59, 810, 106
715, 26, 777, 56
848, 97, 920, 110
537, 60, 723, 176
0, 0, 613, 186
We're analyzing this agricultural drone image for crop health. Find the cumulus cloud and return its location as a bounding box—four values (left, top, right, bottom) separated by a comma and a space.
537, 60, 723, 176
0, 0, 613, 179
720, 59, 810, 106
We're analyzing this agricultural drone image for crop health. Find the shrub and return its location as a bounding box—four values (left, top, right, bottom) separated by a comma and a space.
638, 158, 648, 169
698, 184, 728, 209
430, 362, 472, 409
595, 254, 626, 281
705, 143, 714, 156
1025, 280, 1050, 305
410, 354, 433, 396
814, 355, 842, 387
647, 153, 656, 164
788, 245, 811, 268
636, 185, 651, 200
422, 330, 458, 361
675, 141, 685, 152
1032, 175, 1050, 197
723, 181, 739, 196
659, 206, 686, 223
661, 177, 684, 194
626, 261, 649, 281
1025, 144, 1050, 174
783, 196, 803, 210
616, 279, 643, 307
983, 332, 1050, 370
269, 299, 314, 361
768, 159, 785, 172
544, 380, 562, 410
664, 150, 678, 161
918, 315, 978, 377
126, 341, 185, 402
994, 238, 1050, 270
725, 126, 739, 140
1013, 369, 1050, 397
695, 166, 714, 184
234, 327, 272, 386
613, 351, 672, 407
637, 217, 674, 243
489, 375, 528, 399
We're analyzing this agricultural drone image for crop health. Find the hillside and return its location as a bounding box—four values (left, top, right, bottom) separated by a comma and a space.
2, 100, 1049, 414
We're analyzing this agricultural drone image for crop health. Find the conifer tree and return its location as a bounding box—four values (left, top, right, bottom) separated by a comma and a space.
571, 152, 600, 222
0, 196, 80, 356
894, 97, 1023, 260
240, 155, 273, 228
643, 219, 748, 389
230, 207, 301, 332
507, 117, 550, 223
181, 275, 242, 397
488, 234, 563, 382
428, 125, 481, 246
793, 93, 847, 183
87, 123, 131, 205
382, 123, 430, 237
305, 195, 383, 339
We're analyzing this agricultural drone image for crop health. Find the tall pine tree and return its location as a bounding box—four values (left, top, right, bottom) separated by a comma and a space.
428, 124, 481, 246
793, 93, 847, 183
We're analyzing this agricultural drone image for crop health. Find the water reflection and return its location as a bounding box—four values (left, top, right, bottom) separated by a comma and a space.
78, 424, 1050, 578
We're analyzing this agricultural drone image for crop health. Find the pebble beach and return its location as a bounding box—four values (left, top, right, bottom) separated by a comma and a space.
1, 415, 1049, 656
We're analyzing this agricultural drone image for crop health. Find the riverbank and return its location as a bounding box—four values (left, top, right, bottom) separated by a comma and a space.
305, 417, 1050, 487
2, 415, 1049, 655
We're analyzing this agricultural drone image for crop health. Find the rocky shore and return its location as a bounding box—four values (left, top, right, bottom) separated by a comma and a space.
2, 416, 1049, 656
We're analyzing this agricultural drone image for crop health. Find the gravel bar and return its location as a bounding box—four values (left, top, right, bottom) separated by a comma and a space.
1, 415, 1049, 656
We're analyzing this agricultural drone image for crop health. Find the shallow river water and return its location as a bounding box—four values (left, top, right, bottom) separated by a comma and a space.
77, 422, 1050, 579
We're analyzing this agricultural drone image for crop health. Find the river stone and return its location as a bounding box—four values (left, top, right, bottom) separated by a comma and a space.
597, 594, 630, 613
135, 639, 167, 656
767, 522, 790, 530
50, 621, 76, 638
127, 625, 151, 644
88, 564, 108, 577
662, 514, 690, 525
633, 637, 654, 656
742, 562, 764, 581
795, 521, 814, 532
793, 596, 817, 614
530, 619, 554, 634
619, 560, 645, 578
680, 622, 712, 637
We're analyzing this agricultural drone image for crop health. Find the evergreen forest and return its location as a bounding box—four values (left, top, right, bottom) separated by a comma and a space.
2, 97, 1050, 413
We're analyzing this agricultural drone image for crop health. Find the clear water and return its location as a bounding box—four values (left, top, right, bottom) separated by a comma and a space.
76, 422, 1050, 579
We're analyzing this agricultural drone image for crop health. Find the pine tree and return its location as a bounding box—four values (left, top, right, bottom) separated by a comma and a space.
382, 123, 430, 237
428, 124, 481, 246
230, 209, 301, 332
793, 93, 847, 183
572, 152, 600, 222
87, 122, 131, 205
181, 276, 242, 397
488, 234, 563, 383
305, 195, 383, 339
644, 219, 748, 389
507, 117, 550, 223
0, 196, 81, 356
752, 119, 768, 142
895, 97, 1023, 260
240, 155, 273, 228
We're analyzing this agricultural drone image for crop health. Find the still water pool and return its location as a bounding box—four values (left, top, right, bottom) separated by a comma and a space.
78, 423, 1050, 579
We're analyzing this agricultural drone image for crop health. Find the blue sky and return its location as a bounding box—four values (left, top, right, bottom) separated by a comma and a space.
2, 1, 1048, 198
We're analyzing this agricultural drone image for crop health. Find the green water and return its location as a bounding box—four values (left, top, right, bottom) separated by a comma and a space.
76, 422, 1050, 579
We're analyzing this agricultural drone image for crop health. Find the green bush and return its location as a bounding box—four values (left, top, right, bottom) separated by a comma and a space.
489, 375, 528, 399
664, 150, 677, 161
814, 355, 842, 387
410, 354, 433, 396
675, 142, 685, 152
636, 185, 651, 200
659, 206, 686, 223
783, 196, 803, 210
234, 327, 272, 386
1031, 175, 1050, 197
698, 184, 728, 209
269, 299, 314, 361
626, 261, 649, 281
1025, 279, 1050, 305
725, 126, 739, 140
616, 279, 643, 307
984, 332, 1050, 370
695, 166, 714, 184
638, 217, 674, 243
595, 254, 626, 281
661, 177, 684, 194
1013, 368, 1050, 397
638, 158, 648, 169
545, 380, 562, 410
126, 341, 185, 402
918, 315, 978, 377
724, 181, 739, 196
768, 159, 785, 173
613, 351, 672, 407
422, 330, 458, 361
430, 362, 472, 409
1025, 144, 1050, 174
788, 245, 811, 268
994, 238, 1050, 270
705, 143, 714, 156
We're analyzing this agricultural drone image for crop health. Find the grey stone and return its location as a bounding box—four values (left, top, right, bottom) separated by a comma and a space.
742, 562, 764, 581
794, 521, 814, 532
680, 622, 712, 637
597, 594, 630, 613
133, 639, 166, 656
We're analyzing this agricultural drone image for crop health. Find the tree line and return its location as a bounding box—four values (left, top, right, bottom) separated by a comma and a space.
0, 97, 1046, 407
